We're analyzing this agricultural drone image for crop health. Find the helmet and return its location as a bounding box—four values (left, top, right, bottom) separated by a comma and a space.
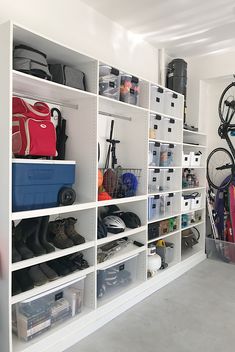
100, 205, 121, 220
97, 218, 107, 239
103, 215, 126, 234
120, 212, 141, 228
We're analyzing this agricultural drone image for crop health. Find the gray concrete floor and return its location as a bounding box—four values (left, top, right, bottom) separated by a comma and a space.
66, 259, 235, 352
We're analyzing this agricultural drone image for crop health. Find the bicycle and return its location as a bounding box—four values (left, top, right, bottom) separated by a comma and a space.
207, 79, 235, 190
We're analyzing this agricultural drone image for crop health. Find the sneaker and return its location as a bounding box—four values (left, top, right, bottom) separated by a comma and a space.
64, 218, 85, 245
48, 220, 74, 249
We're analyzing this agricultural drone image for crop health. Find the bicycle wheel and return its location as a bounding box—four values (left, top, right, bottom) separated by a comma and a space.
207, 147, 234, 190
218, 81, 235, 123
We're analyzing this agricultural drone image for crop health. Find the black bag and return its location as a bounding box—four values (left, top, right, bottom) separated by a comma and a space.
13, 44, 51, 80
166, 58, 187, 98
51, 108, 68, 160
49, 64, 86, 91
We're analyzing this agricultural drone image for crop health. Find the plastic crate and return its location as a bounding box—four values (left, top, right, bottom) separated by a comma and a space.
149, 142, 161, 166
148, 168, 160, 193
206, 237, 235, 264
164, 91, 183, 118
120, 74, 140, 106
97, 255, 137, 299
14, 277, 85, 342
149, 114, 162, 140
12, 160, 76, 211
99, 64, 121, 100
150, 85, 165, 113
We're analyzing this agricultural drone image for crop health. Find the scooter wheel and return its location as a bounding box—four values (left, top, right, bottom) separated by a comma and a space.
58, 187, 76, 206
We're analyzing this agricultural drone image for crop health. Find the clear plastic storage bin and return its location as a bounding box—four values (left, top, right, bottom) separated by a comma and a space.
149, 114, 162, 140
148, 168, 160, 193
182, 152, 191, 167
206, 237, 235, 264
165, 193, 174, 216
148, 195, 160, 220
120, 74, 140, 106
156, 242, 175, 264
149, 142, 161, 166
160, 144, 175, 167
99, 64, 121, 100
14, 277, 85, 342
190, 152, 201, 167
160, 168, 174, 191
162, 118, 175, 141
164, 91, 183, 118
150, 85, 164, 113
97, 255, 137, 299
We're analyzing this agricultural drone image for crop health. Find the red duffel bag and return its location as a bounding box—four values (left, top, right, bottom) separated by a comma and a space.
12, 97, 57, 157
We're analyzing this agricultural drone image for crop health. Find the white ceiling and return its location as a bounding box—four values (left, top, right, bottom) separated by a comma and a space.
81, 0, 235, 57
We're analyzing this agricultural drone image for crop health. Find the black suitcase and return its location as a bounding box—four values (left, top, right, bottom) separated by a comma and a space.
166, 59, 187, 97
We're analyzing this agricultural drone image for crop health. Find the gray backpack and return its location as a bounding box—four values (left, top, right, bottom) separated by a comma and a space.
13, 44, 51, 80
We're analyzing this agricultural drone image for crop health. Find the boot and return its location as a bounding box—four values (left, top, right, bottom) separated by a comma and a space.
39, 216, 55, 253
14, 221, 34, 260
12, 221, 22, 263
64, 217, 85, 245
28, 265, 48, 286
26, 217, 46, 256
14, 269, 34, 292
47, 220, 74, 249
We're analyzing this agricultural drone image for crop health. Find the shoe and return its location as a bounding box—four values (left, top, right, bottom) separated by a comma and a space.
64, 218, 85, 245
39, 216, 55, 253
12, 222, 22, 263
47, 259, 70, 277
26, 217, 47, 256
12, 274, 22, 296
15, 269, 34, 292
48, 220, 74, 249
28, 265, 48, 286
39, 263, 58, 281
57, 256, 78, 272
69, 253, 89, 270
14, 222, 34, 260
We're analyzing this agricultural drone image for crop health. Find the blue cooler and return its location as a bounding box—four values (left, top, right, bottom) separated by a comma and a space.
12, 160, 76, 211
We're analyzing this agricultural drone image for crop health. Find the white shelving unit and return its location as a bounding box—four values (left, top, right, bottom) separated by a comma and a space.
0, 21, 207, 352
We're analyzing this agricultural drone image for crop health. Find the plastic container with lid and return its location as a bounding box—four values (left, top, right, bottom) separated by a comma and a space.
164, 90, 183, 118
99, 64, 121, 100
165, 193, 174, 216
162, 118, 175, 141
150, 85, 165, 113
120, 74, 140, 106
160, 144, 175, 167
149, 142, 161, 166
148, 168, 160, 193
148, 195, 160, 220
160, 168, 174, 191
149, 114, 162, 140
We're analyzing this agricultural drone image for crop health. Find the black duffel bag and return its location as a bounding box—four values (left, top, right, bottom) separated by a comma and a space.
13, 44, 51, 80
49, 64, 86, 91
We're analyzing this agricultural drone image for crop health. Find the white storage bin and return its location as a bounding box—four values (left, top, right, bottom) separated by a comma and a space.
149, 114, 162, 140
191, 194, 202, 210
14, 277, 85, 342
150, 85, 165, 113
149, 142, 161, 166
148, 168, 160, 193
99, 64, 121, 100
97, 255, 138, 299
182, 152, 191, 167
164, 91, 183, 118
162, 118, 176, 141
160, 168, 174, 191
181, 195, 191, 212
148, 195, 160, 220
190, 152, 201, 167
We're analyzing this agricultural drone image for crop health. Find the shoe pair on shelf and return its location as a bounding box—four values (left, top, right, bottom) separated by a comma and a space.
47, 218, 85, 249
12, 252, 89, 296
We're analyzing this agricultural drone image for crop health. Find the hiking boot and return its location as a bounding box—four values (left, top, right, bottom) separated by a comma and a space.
14, 221, 34, 260
28, 265, 48, 286
47, 259, 70, 277
26, 217, 47, 256
69, 252, 89, 270
15, 269, 34, 292
64, 217, 85, 245
48, 220, 73, 249
39, 262, 58, 281
39, 216, 55, 253
12, 222, 22, 263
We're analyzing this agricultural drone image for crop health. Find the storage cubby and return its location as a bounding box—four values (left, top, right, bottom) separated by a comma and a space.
182, 167, 206, 190
181, 222, 204, 261
149, 114, 183, 143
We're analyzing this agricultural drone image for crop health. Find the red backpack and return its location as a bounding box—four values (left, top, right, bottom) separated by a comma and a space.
12, 97, 57, 157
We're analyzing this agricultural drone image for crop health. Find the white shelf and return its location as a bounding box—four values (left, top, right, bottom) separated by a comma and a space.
13, 70, 96, 107
12, 202, 96, 220
182, 165, 205, 169
150, 110, 183, 122
149, 138, 182, 145
181, 207, 205, 215
181, 220, 204, 231
97, 245, 146, 270
148, 189, 182, 196
148, 166, 182, 169
182, 186, 206, 192
97, 226, 146, 245
148, 229, 180, 244
97, 195, 147, 207
11, 241, 95, 272
183, 143, 206, 148
181, 246, 203, 261
183, 129, 206, 136
99, 95, 149, 115
148, 212, 182, 224
11, 266, 95, 305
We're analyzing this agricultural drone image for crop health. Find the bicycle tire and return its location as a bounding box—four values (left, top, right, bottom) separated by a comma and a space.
218, 81, 235, 123
207, 147, 234, 190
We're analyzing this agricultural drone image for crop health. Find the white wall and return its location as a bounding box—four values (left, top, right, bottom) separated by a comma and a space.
186, 50, 235, 132
0, 0, 158, 82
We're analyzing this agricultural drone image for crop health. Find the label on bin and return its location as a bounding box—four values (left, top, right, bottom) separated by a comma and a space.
130, 88, 135, 95
119, 264, 125, 271
109, 81, 115, 88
